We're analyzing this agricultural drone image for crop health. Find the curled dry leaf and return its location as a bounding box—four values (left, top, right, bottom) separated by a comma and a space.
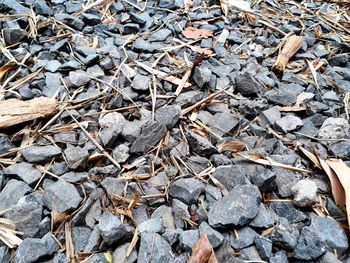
0, 63, 15, 81
182, 27, 213, 40
217, 140, 246, 153
318, 158, 345, 206
325, 159, 350, 228
188, 234, 218, 263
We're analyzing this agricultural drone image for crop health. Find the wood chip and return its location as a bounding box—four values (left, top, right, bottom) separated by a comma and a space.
0, 97, 58, 128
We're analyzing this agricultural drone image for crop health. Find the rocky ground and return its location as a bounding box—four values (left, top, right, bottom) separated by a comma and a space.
0, 0, 350, 262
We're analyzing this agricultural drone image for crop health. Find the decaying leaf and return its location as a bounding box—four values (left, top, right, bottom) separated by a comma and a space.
182, 27, 213, 40
299, 146, 322, 169
0, 97, 58, 128
218, 140, 245, 153
188, 234, 218, 263
319, 158, 345, 206
325, 159, 350, 227
0, 63, 15, 81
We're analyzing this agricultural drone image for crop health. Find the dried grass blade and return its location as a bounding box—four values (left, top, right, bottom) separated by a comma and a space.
126, 227, 139, 257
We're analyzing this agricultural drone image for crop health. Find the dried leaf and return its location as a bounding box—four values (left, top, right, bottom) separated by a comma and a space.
326, 159, 350, 227
0, 63, 15, 81
220, 0, 229, 16
188, 234, 217, 263
319, 158, 345, 206
218, 140, 245, 152
299, 147, 322, 169
182, 27, 213, 40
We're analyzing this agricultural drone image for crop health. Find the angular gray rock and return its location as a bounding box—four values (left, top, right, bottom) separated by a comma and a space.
199, 222, 224, 248
255, 235, 272, 259
275, 115, 303, 133
21, 145, 61, 163
130, 121, 167, 154
99, 112, 125, 147
14, 233, 59, 263
318, 117, 350, 140
309, 216, 348, 253
169, 178, 205, 205
68, 71, 91, 87
138, 217, 164, 234
98, 211, 133, 245
293, 226, 326, 260
235, 72, 259, 96
187, 131, 217, 156
0, 179, 31, 211
291, 179, 318, 207
179, 230, 200, 252
155, 105, 181, 129
231, 227, 257, 249
208, 185, 262, 228
43, 180, 82, 213
6, 162, 41, 186
212, 165, 250, 191
64, 144, 89, 170
137, 233, 174, 263
271, 217, 300, 250
113, 242, 138, 263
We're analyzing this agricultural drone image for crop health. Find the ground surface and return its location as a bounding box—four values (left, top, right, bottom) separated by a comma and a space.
0, 0, 350, 262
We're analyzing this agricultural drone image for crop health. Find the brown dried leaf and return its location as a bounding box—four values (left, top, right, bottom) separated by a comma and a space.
188, 234, 217, 263
326, 159, 350, 227
0, 63, 15, 81
218, 140, 245, 153
182, 27, 213, 40
299, 146, 322, 169
319, 158, 345, 206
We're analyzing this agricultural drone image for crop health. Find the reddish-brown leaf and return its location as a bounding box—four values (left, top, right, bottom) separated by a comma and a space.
188, 234, 217, 263
218, 140, 245, 153
182, 27, 213, 40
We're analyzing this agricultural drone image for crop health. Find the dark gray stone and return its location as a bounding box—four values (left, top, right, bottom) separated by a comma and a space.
72, 227, 91, 252
329, 140, 350, 158
68, 71, 91, 87
239, 246, 262, 261
249, 203, 276, 228
0, 134, 15, 155
255, 235, 272, 259
2, 28, 28, 46
43, 180, 82, 213
270, 250, 288, 263
293, 226, 326, 260
138, 233, 174, 263
54, 13, 84, 30
130, 121, 167, 154
138, 217, 164, 234
212, 165, 250, 191
179, 230, 200, 252
0, 179, 31, 211
113, 242, 138, 263
328, 53, 349, 66
275, 115, 303, 133
259, 106, 281, 126
149, 29, 172, 42
151, 205, 175, 230
0, 0, 29, 13
21, 145, 61, 163
309, 216, 348, 253
208, 185, 262, 228
169, 178, 205, 205
64, 144, 89, 170
172, 199, 190, 229
231, 227, 257, 249
155, 105, 181, 129
271, 199, 307, 223
0, 247, 10, 263
187, 131, 217, 156
131, 74, 151, 91
6, 197, 43, 238
14, 233, 59, 263
235, 72, 259, 96
199, 222, 224, 248
264, 83, 304, 106
98, 211, 133, 245
271, 217, 300, 250
99, 112, 125, 147
6, 162, 41, 186
193, 66, 212, 88
249, 169, 276, 192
